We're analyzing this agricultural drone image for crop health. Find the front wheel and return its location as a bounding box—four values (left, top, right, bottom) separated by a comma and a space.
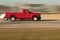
38, 17, 41, 21
32, 17, 38, 21
10, 16, 16, 21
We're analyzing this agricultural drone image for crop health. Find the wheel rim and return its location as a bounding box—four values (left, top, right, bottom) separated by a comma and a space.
5, 18, 7, 20
11, 17, 15, 21
33, 17, 38, 21
4, 17, 8, 20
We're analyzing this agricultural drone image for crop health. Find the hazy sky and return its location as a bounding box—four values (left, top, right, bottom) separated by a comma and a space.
0, 0, 60, 6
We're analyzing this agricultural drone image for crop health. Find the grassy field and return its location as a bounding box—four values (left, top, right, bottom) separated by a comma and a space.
0, 28, 60, 40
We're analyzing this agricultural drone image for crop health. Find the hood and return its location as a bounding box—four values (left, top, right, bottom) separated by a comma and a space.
32, 12, 40, 14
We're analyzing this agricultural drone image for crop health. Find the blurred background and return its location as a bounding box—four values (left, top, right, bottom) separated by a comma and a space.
0, 0, 60, 13
0, 4, 60, 13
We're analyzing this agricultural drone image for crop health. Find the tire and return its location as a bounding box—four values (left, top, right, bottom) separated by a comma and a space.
20, 19, 23, 21
32, 16, 38, 21
38, 17, 41, 21
4, 17, 8, 21
10, 16, 16, 21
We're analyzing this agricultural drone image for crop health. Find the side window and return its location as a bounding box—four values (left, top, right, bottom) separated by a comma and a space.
25, 10, 29, 13
24, 9, 31, 13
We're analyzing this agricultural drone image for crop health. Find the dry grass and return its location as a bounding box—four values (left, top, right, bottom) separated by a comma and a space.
41, 13, 60, 20
0, 28, 60, 40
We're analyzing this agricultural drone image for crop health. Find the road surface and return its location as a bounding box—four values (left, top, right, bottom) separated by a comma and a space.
0, 20, 60, 28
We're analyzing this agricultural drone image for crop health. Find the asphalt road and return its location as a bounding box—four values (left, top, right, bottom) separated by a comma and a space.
0, 20, 60, 28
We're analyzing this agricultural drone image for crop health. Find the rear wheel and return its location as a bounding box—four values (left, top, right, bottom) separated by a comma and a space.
10, 16, 16, 21
4, 17, 8, 21
32, 16, 38, 21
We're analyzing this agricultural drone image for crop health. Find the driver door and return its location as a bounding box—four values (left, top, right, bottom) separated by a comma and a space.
23, 12, 32, 19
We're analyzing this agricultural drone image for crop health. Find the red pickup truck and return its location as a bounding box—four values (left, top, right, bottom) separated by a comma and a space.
4, 9, 41, 21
